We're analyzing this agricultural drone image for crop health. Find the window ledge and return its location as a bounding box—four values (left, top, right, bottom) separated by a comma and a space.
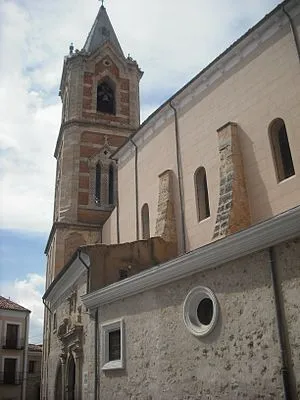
102, 360, 124, 370
278, 174, 296, 184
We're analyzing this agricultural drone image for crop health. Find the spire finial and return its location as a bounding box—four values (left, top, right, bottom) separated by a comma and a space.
100, 0, 104, 7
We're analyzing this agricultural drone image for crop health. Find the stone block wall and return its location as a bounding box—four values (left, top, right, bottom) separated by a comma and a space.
213, 122, 251, 239
43, 273, 95, 400
155, 169, 177, 246
86, 237, 178, 292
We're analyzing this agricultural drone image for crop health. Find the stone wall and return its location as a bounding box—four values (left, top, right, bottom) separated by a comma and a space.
85, 237, 178, 292
43, 273, 95, 400
213, 122, 250, 239
96, 238, 300, 399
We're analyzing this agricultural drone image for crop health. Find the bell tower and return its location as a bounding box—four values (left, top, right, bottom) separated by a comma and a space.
45, 3, 143, 284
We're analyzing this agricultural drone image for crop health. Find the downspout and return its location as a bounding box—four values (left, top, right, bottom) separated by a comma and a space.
269, 247, 296, 399
169, 101, 187, 253
282, 5, 300, 63
130, 138, 140, 240
78, 249, 98, 400
94, 308, 99, 400
78, 249, 90, 294
110, 157, 120, 244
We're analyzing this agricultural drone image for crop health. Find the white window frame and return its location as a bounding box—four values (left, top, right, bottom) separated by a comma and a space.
101, 318, 124, 371
183, 286, 219, 337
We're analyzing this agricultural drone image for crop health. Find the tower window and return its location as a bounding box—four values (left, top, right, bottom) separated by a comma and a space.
95, 163, 101, 204
141, 203, 150, 239
108, 164, 115, 205
194, 167, 210, 222
97, 82, 115, 114
269, 118, 295, 182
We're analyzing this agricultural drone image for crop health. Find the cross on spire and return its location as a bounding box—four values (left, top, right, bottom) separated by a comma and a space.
100, 0, 104, 6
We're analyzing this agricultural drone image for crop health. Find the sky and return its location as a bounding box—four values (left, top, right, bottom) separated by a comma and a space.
0, 0, 281, 343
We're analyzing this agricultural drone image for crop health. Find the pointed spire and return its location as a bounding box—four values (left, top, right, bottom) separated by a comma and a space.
83, 3, 124, 56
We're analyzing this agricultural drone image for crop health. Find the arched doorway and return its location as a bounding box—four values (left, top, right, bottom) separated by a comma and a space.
67, 354, 75, 400
55, 364, 62, 400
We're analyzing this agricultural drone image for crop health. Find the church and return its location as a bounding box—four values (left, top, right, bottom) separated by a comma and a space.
41, 0, 300, 399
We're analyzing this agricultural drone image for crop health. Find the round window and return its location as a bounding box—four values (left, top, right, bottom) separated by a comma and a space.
183, 286, 219, 336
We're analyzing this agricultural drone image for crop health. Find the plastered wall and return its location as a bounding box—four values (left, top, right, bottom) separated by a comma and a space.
116, 20, 300, 252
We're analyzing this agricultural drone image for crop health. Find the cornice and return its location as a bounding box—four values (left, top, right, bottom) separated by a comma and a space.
114, 0, 299, 168
54, 118, 135, 159
44, 220, 103, 254
43, 251, 89, 309
81, 206, 300, 309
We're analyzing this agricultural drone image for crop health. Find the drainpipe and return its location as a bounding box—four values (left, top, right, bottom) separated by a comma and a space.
269, 247, 296, 399
169, 101, 186, 253
78, 249, 90, 294
130, 138, 140, 240
94, 308, 99, 400
78, 250, 98, 400
110, 157, 120, 244
282, 5, 300, 63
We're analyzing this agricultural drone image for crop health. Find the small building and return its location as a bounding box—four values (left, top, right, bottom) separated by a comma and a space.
0, 296, 30, 400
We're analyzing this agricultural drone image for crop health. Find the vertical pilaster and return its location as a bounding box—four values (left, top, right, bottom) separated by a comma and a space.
213, 122, 251, 239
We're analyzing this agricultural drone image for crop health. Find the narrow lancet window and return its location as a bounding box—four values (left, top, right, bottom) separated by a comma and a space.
269, 118, 295, 182
194, 167, 210, 222
97, 82, 115, 114
141, 203, 150, 239
95, 163, 101, 204
108, 164, 114, 205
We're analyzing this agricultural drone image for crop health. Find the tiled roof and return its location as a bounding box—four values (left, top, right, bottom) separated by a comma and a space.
28, 343, 42, 352
0, 296, 30, 312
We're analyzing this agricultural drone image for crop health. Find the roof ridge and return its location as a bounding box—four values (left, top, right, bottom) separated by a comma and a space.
0, 295, 31, 312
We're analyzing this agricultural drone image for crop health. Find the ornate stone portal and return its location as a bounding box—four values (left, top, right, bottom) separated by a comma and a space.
56, 319, 84, 400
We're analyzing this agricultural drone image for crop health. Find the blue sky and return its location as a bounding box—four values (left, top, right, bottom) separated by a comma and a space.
0, 0, 281, 343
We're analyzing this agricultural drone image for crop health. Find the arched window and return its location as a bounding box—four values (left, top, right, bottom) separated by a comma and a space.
108, 164, 115, 205
97, 81, 115, 114
141, 203, 150, 239
269, 118, 295, 182
194, 167, 210, 222
95, 163, 101, 204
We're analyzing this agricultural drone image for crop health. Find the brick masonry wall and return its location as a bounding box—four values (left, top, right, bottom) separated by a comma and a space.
97, 238, 300, 399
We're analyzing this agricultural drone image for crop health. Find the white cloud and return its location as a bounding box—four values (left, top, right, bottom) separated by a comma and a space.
0, 273, 45, 344
0, 0, 280, 233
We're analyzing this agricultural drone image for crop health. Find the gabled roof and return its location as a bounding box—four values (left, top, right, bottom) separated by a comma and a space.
83, 5, 124, 56
0, 295, 30, 312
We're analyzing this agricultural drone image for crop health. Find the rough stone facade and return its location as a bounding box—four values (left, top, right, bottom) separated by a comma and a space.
43, 274, 95, 400
96, 238, 300, 400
